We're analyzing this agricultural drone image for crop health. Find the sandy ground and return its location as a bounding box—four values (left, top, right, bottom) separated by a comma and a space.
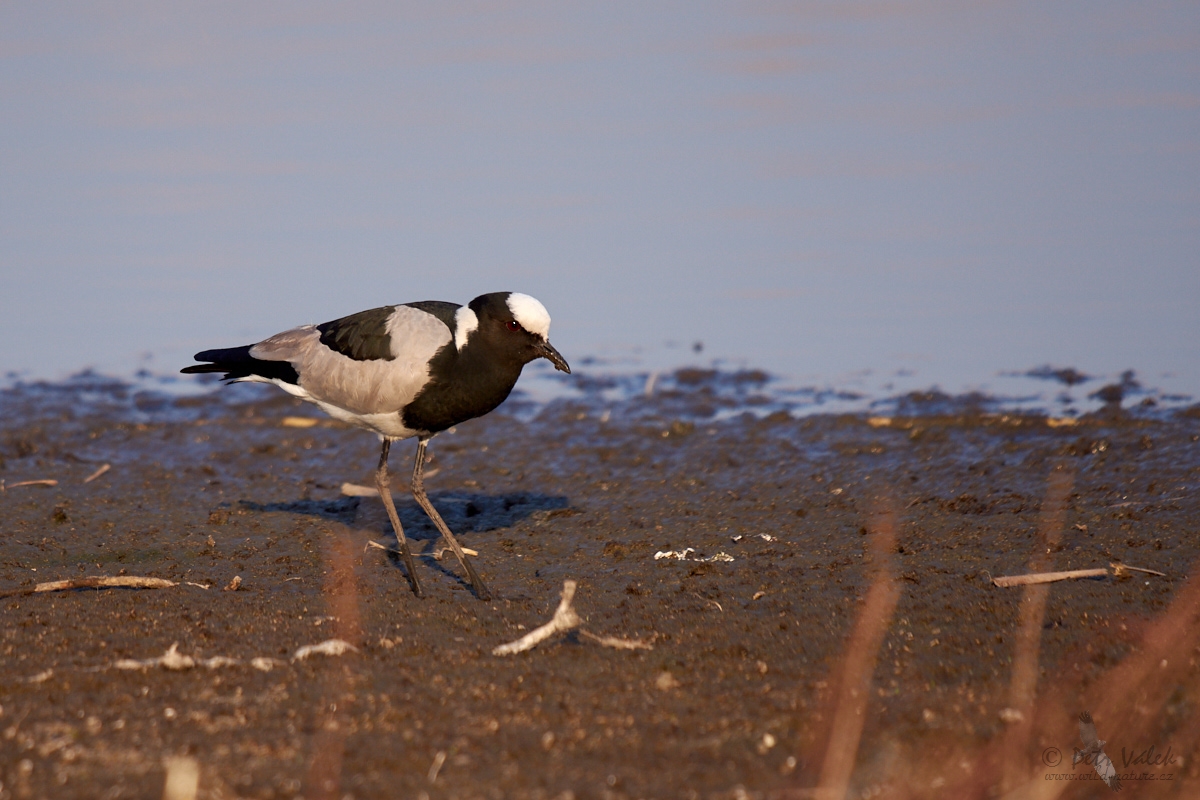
1, 372, 1198, 799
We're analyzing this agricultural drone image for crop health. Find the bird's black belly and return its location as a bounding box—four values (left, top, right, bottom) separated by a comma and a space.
402, 372, 518, 434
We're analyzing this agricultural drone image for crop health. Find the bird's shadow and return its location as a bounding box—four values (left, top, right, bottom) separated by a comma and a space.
239, 491, 570, 541
239, 491, 571, 594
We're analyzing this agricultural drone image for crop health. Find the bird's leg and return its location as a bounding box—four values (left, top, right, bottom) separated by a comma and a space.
411, 438, 491, 600
375, 439, 423, 598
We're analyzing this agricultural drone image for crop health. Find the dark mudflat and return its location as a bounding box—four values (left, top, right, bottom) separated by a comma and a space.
1, 374, 1197, 798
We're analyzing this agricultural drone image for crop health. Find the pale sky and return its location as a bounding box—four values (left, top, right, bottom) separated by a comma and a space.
2, 2, 1198, 400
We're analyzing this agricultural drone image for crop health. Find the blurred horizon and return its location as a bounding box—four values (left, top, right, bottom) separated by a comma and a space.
2, 2, 1198, 403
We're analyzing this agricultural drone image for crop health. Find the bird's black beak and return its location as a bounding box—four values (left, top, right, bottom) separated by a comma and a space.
536, 340, 571, 374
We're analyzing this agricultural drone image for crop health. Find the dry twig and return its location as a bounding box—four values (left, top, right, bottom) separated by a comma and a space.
578, 629, 654, 651
1, 478, 58, 491
992, 568, 1107, 587
112, 644, 256, 671
114, 643, 196, 671
0, 575, 176, 599
427, 751, 447, 783
653, 548, 734, 563
493, 580, 653, 656
83, 463, 111, 483
292, 639, 358, 661
366, 539, 477, 559
493, 581, 582, 655
1111, 562, 1167, 577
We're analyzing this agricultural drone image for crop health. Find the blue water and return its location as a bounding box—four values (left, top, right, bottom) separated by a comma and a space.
2, 3, 1198, 407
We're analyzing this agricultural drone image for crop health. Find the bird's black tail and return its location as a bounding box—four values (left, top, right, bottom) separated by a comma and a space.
181, 345, 300, 385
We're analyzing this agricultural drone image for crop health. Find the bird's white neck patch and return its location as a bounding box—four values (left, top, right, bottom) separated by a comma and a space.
454, 306, 479, 351
506, 293, 551, 339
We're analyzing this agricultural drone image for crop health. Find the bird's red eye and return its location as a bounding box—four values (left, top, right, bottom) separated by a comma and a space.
506, 320, 521, 332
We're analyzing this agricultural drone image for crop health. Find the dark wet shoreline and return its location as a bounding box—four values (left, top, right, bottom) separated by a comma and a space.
1, 371, 1198, 797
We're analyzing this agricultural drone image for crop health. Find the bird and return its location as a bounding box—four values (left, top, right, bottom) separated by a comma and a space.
181, 292, 570, 601
1075, 711, 1121, 791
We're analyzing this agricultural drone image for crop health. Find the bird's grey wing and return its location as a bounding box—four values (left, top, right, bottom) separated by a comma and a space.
248, 326, 320, 364
403, 300, 461, 331
1079, 711, 1100, 747
1094, 750, 1121, 790
250, 306, 452, 415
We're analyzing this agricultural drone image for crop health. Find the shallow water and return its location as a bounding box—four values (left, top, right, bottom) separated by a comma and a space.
6, 356, 1190, 438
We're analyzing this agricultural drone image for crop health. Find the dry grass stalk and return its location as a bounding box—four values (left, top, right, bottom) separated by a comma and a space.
1001, 466, 1073, 792
1083, 562, 1200, 748
982, 560, 1200, 800
161, 756, 200, 800
321, 533, 362, 643
779, 466, 1192, 797
305, 728, 346, 800
812, 503, 902, 800
302, 528, 365, 799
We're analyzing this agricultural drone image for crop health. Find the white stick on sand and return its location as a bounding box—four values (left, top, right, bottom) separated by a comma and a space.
992, 568, 1107, 587
493, 581, 654, 655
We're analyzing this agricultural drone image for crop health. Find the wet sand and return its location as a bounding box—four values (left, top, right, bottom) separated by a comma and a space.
1, 372, 1198, 799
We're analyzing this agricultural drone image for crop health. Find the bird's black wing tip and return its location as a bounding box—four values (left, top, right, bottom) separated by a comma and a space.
180, 345, 300, 385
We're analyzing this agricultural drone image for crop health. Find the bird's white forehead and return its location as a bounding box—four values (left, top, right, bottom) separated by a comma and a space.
506, 293, 551, 339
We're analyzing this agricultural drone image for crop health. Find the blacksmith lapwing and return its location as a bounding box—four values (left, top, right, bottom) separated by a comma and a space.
182, 292, 570, 600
